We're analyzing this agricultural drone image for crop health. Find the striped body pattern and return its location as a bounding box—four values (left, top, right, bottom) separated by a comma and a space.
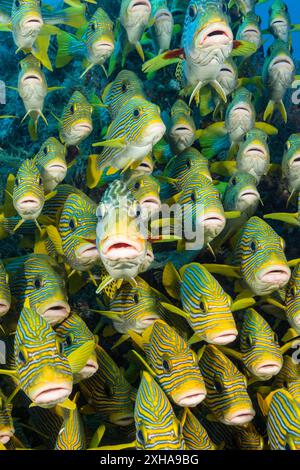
267, 389, 300, 450
79, 345, 135, 426
143, 320, 206, 406
11, 0, 43, 50
84, 8, 114, 66
282, 133, 300, 193
134, 372, 185, 450
233, 423, 264, 450
182, 409, 216, 450
285, 263, 300, 332
164, 147, 211, 188
102, 70, 146, 119
125, 174, 161, 216
0, 392, 14, 445
240, 309, 283, 379
59, 91, 93, 146
55, 406, 86, 450
58, 193, 99, 271
0, 261, 11, 317
199, 345, 255, 425
13, 159, 45, 221
233, 217, 291, 296
6, 254, 69, 326
108, 277, 163, 334
14, 301, 73, 407
34, 138, 67, 193
273, 356, 300, 402
167, 100, 196, 154
179, 263, 237, 344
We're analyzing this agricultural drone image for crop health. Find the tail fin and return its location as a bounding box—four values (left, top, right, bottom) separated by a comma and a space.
28, 116, 38, 141
56, 30, 85, 68
57, 4, 87, 29
264, 100, 287, 123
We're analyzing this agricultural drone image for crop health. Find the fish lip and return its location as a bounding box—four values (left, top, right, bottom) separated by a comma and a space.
155, 9, 172, 22
102, 236, 144, 260
32, 386, 71, 406
258, 266, 291, 286
139, 196, 161, 212
76, 243, 99, 259
270, 55, 294, 69
209, 331, 238, 345
224, 411, 255, 425
138, 315, 160, 327
0, 431, 13, 445
255, 363, 282, 376
136, 161, 153, 173
270, 18, 286, 27
243, 27, 260, 35
176, 391, 206, 407
245, 146, 266, 158
22, 74, 41, 83
113, 416, 134, 426
142, 123, 166, 146
23, 17, 43, 29
39, 301, 70, 325
46, 163, 67, 172
17, 196, 41, 211
79, 359, 99, 379
73, 123, 93, 133
195, 22, 233, 48
202, 212, 226, 228
171, 124, 194, 137
129, 0, 151, 13
289, 154, 300, 167
93, 41, 114, 52
0, 299, 10, 316
233, 105, 251, 114
238, 189, 260, 202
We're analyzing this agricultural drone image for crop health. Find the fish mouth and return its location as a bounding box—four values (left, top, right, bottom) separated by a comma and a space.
155, 9, 172, 22
23, 17, 43, 29
209, 330, 238, 345
46, 163, 67, 172
238, 189, 260, 204
233, 105, 251, 115
271, 18, 287, 27
39, 301, 70, 325
102, 237, 144, 261
270, 55, 294, 70
0, 299, 10, 316
224, 410, 255, 425
23, 74, 42, 83
255, 362, 282, 376
140, 196, 161, 213
0, 430, 14, 445
136, 160, 153, 173
79, 359, 99, 379
196, 22, 233, 47
245, 146, 266, 158
76, 243, 99, 260
129, 0, 151, 13
171, 124, 194, 141
110, 413, 134, 426
32, 385, 71, 406
73, 122, 92, 132
258, 266, 291, 287
176, 391, 206, 407
290, 154, 300, 167
16, 196, 42, 214
143, 122, 166, 146
138, 315, 160, 328
203, 212, 226, 230
220, 66, 234, 75
93, 41, 114, 53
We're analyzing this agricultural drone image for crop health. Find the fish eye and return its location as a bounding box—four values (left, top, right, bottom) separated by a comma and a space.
134, 181, 140, 190
231, 177, 237, 186
65, 335, 73, 347
188, 3, 197, 20
15, 178, 19, 187
246, 335, 253, 348
70, 104, 76, 114
15, 0, 20, 8
34, 278, 43, 289
162, 358, 171, 372
221, 2, 227, 13
43, 146, 49, 154
96, 205, 105, 221
18, 350, 26, 364
103, 382, 114, 397
137, 429, 146, 445
213, 377, 224, 393
191, 192, 196, 202
133, 108, 140, 118
186, 159, 191, 169
91, 22, 96, 31
274, 332, 279, 344
38, 177, 43, 186
267, 48, 271, 57
250, 241, 256, 252
133, 293, 139, 304
56, 338, 64, 355
121, 82, 128, 93
199, 300, 205, 311
69, 219, 76, 230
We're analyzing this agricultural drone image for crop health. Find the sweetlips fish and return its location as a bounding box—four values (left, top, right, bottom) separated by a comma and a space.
134, 371, 185, 450
221, 308, 283, 380
102, 69, 146, 120
79, 345, 135, 426
56, 7, 115, 78
0, 391, 14, 445
130, 319, 206, 407
119, 0, 152, 63
87, 96, 165, 188
55, 91, 93, 147
265, 0, 300, 45
282, 133, 300, 196
125, 173, 161, 216
143, 0, 257, 106
181, 408, 216, 450
161, 261, 240, 345
199, 344, 255, 425
258, 388, 300, 450
0, 0, 86, 69
236, 12, 263, 50
5, 254, 70, 326
228, 0, 267, 15
54, 312, 98, 383
284, 263, 300, 332
204, 217, 291, 297
232, 423, 264, 450
54, 394, 86, 450
273, 356, 300, 402
95, 180, 148, 284
199, 87, 277, 159
34, 137, 67, 193
262, 39, 296, 123
0, 261, 11, 317
164, 99, 202, 154
0, 298, 73, 408
150, 0, 174, 53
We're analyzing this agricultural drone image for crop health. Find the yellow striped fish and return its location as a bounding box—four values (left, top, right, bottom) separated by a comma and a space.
232, 423, 264, 450
199, 345, 255, 425
282, 134, 300, 197
0, 261, 11, 318
134, 371, 185, 450
150, 0, 174, 54
165, 100, 202, 155
0, 391, 14, 445
34, 138, 67, 193
57, 91, 93, 147
87, 97, 165, 188
131, 319, 206, 407
55, 394, 86, 450
273, 356, 300, 402
125, 173, 161, 216
182, 408, 216, 450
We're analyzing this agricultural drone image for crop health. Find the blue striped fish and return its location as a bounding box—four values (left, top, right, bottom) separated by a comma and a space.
125, 173, 161, 216
0, 261, 11, 317
58, 91, 93, 147
34, 137, 67, 193
182, 408, 216, 450
79, 345, 135, 426
134, 371, 185, 450
273, 356, 300, 402
165, 100, 201, 155
284, 263, 300, 332
5, 254, 70, 326
162, 262, 238, 345
132, 319, 206, 407
87, 97, 165, 188
232, 423, 264, 450
282, 134, 300, 196
199, 345, 255, 425
55, 394, 86, 450
13, 298, 73, 407
0, 391, 14, 445
54, 312, 98, 383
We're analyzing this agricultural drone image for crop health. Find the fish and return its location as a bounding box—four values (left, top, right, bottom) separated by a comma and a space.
170, 0, 187, 25
9, 298, 73, 408
34, 137, 67, 193
87, 96, 165, 188
262, 39, 296, 123
265, 0, 300, 45
0, 261, 11, 317
181, 408, 216, 450
150, 0, 174, 53
164, 99, 202, 154
54, 394, 86, 450
236, 12, 263, 50
161, 261, 239, 345
228, 0, 267, 15
199, 344, 255, 425
221, 308, 283, 380
119, 0, 152, 63
102, 69, 146, 120
56, 7, 115, 77
284, 263, 300, 333
125, 173, 161, 215
232, 423, 264, 450
54, 91, 93, 147
5, 254, 70, 326
134, 371, 185, 450
258, 389, 300, 450
79, 345, 135, 426
143, 0, 257, 106
282, 133, 300, 197
95, 180, 148, 283
130, 319, 207, 407
0, 391, 14, 445
54, 312, 98, 383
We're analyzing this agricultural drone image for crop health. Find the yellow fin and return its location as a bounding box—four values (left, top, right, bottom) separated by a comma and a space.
162, 262, 181, 299
264, 212, 299, 226
67, 340, 95, 374
160, 302, 189, 319
210, 161, 237, 177
92, 137, 126, 149
46, 225, 64, 256
255, 121, 278, 135
202, 263, 241, 279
